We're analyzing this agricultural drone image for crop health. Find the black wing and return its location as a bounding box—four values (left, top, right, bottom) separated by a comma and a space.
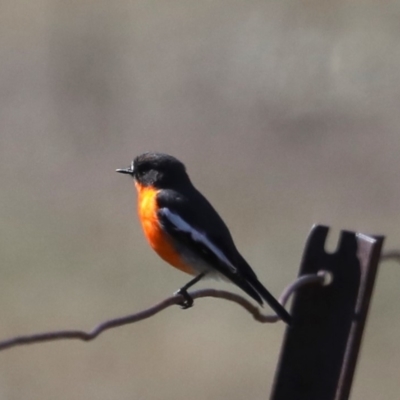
157, 187, 292, 325
157, 187, 263, 304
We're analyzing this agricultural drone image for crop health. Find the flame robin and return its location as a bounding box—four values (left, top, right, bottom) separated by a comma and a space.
117, 152, 291, 325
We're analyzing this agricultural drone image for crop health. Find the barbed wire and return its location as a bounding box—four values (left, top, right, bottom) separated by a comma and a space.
0, 272, 327, 352
0, 251, 397, 353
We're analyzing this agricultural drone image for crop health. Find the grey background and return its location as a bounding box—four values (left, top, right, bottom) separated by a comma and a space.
1, 1, 399, 399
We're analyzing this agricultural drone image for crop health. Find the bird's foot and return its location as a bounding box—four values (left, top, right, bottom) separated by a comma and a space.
174, 288, 194, 309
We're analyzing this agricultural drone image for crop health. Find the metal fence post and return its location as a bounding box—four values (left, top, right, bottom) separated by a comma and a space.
270, 225, 384, 400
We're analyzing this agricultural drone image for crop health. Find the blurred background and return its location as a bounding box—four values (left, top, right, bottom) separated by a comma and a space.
1, 1, 399, 399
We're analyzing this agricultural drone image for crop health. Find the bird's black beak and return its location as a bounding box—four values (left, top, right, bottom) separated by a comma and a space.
116, 161, 134, 176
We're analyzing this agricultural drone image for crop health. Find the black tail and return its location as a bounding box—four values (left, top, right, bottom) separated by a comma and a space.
248, 277, 292, 325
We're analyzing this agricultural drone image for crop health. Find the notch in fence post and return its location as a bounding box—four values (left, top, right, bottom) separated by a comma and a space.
270, 225, 384, 400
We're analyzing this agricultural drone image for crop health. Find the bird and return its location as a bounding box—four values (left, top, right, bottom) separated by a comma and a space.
116, 152, 291, 325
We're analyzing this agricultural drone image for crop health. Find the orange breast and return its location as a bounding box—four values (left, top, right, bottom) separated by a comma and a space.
135, 183, 195, 275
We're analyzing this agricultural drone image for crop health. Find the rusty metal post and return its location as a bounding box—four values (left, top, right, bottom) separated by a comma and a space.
270, 225, 384, 400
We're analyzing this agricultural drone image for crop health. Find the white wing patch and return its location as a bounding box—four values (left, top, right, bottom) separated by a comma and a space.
160, 208, 237, 273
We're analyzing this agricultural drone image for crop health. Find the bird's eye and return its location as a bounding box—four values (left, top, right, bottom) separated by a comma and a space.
136, 165, 149, 177
138, 163, 152, 174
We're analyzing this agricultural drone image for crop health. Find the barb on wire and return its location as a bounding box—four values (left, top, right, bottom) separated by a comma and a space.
0, 271, 328, 352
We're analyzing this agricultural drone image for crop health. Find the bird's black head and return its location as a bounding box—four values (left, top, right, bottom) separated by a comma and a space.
116, 152, 189, 188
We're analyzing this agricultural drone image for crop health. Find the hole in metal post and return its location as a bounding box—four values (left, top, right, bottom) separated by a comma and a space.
323, 228, 341, 254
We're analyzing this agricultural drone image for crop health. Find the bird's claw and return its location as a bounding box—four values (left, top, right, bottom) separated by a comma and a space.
174, 288, 194, 309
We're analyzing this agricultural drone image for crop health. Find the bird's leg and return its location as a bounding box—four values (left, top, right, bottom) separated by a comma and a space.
174, 272, 206, 309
